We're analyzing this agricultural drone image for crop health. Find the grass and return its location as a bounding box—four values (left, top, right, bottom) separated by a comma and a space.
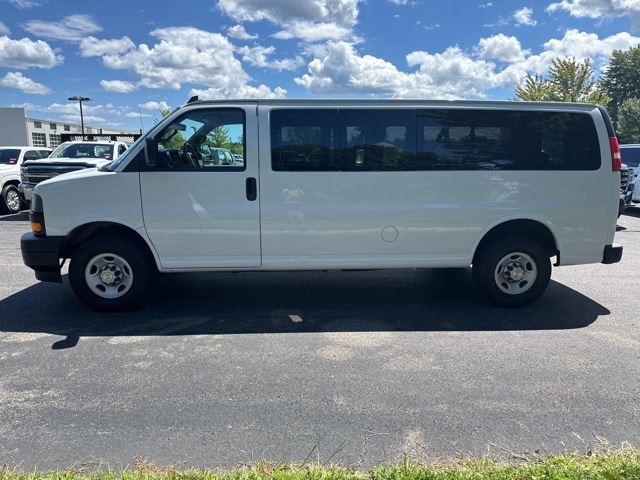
3, 444, 640, 480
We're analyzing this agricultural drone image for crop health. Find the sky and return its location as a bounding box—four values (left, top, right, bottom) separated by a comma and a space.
1, 0, 640, 132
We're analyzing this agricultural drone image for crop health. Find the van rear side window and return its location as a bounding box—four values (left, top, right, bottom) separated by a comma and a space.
270, 108, 601, 172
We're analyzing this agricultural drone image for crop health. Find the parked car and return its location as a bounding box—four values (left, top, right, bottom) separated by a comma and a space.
203, 147, 235, 166
620, 144, 640, 204
19, 139, 130, 205
619, 163, 635, 216
0, 146, 51, 214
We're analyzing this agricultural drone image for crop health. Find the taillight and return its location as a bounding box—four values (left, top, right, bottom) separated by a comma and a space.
610, 136, 622, 171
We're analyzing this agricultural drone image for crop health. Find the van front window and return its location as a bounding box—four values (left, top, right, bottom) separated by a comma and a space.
152, 108, 246, 170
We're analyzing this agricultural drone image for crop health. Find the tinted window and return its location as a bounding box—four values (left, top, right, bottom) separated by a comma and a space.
270, 107, 600, 172
0, 149, 21, 164
23, 150, 41, 161
339, 109, 415, 171
417, 109, 600, 171
271, 109, 338, 171
620, 146, 640, 168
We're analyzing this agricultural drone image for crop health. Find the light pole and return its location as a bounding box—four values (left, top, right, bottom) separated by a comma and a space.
68, 96, 91, 139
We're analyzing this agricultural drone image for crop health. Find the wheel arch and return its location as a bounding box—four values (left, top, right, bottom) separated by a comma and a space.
472, 219, 558, 265
60, 222, 158, 271
2, 178, 20, 188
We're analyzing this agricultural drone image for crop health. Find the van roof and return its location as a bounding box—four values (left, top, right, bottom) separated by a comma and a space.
184, 96, 601, 111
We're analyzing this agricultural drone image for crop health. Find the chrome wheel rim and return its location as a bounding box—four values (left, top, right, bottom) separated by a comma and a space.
6, 189, 20, 212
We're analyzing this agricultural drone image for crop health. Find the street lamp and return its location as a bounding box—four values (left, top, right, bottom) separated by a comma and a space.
68, 96, 91, 139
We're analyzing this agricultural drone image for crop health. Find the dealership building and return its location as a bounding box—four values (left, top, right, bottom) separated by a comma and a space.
0, 107, 140, 148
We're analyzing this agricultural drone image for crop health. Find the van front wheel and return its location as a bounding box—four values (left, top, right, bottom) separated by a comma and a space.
69, 235, 150, 311
472, 237, 551, 308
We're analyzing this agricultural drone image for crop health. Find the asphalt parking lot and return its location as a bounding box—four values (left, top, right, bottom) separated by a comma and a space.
1, 209, 639, 470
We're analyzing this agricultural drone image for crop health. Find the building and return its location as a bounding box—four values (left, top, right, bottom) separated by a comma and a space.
0, 107, 140, 148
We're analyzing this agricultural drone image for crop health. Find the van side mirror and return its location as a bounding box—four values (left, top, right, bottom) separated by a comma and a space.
144, 137, 157, 167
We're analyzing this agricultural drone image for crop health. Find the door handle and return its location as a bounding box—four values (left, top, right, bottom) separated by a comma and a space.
246, 177, 257, 201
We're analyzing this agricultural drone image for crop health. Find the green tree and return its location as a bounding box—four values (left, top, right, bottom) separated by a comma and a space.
602, 45, 640, 125
617, 97, 640, 143
515, 74, 552, 101
154, 107, 186, 150
206, 126, 232, 149
515, 57, 610, 106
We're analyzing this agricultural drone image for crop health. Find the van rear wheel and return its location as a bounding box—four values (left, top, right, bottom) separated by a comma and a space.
472, 237, 551, 308
69, 234, 151, 311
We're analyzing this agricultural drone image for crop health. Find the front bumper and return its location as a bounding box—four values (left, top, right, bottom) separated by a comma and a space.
18, 182, 35, 203
21, 232, 65, 282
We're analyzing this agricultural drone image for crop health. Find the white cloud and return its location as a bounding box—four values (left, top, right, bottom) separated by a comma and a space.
6, 0, 45, 8
295, 41, 414, 95
295, 41, 506, 98
546, 0, 640, 26
80, 36, 136, 57
271, 21, 354, 42
0, 71, 50, 94
238, 45, 304, 70
227, 24, 258, 40
477, 34, 529, 62
139, 100, 170, 111
22, 14, 102, 42
514, 7, 537, 26
77, 27, 286, 98
294, 29, 640, 99
541, 28, 640, 64
100, 79, 137, 93
190, 84, 287, 100
217, 0, 358, 24
217, 0, 360, 41
0, 22, 10, 35
404, 47, 502, 98
0, 35, 62, 69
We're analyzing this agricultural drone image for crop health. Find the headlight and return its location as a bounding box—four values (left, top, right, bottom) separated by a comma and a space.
20, 166, 28, 182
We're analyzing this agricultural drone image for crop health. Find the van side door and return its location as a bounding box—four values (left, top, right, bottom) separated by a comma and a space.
140, 105, 260, 269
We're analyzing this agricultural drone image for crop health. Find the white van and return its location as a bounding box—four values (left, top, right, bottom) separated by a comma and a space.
21, 99, 623, 310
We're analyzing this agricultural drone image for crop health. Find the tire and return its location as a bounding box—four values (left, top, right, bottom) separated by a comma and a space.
472, 237, 551, 308
1, 184, 22, 214
69, 234, 151, 311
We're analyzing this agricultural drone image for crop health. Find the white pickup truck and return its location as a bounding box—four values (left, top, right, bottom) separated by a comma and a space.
19, 136, 138, 205
0, 146, 52, 214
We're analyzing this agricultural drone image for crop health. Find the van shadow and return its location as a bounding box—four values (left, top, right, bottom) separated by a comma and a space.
1, 269, 609, 349
623, 205, 640, 217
